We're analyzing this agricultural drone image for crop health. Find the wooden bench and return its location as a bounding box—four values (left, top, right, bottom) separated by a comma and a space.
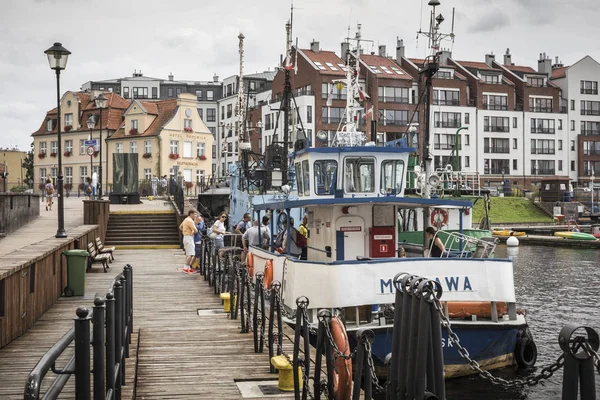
95, 237, 115, 262
87, 242, 111, 273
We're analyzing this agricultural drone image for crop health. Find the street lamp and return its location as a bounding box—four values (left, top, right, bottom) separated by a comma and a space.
87, 115, 95, 193
44, 42, 71, 238
94, 93, 107, 199
591, 169, 595, 214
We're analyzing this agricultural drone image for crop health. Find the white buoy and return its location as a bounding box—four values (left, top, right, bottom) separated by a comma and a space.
506, 236, 520, 247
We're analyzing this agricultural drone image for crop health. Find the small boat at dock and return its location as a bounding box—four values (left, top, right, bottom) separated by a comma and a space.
554, 231, 598, 241
492, 230, 526, 237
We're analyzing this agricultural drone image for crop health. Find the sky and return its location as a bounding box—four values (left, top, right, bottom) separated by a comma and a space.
1, 0, 599, 152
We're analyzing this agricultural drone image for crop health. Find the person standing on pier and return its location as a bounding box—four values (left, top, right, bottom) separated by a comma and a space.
192, 214, 205, 272
235, 213, 252, 234
298, 215, 309, 260
44, 179, 54, 211
179, 209, 198, 274
425, 226, 445, 258
211, 213, 228, 251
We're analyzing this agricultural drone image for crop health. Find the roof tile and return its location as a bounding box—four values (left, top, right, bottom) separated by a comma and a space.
299, 49, 346, 76
107, 98, 178, 140
360, 54, 412, 80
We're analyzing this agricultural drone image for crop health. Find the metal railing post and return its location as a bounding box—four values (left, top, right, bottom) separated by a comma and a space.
74, 307, 91, 400
119, 275, 127, 383
105, 292, 116, 399
92, 297, 106, 400
124, 264, 133, 346
114, 279, 123, 400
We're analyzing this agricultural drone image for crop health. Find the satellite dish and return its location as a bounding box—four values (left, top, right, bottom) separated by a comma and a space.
428, 174, 441, 188
316, 131, 328, 141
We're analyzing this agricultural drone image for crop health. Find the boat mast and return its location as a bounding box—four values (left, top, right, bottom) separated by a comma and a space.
281, 5, 294, 184
237, 32, 248, 189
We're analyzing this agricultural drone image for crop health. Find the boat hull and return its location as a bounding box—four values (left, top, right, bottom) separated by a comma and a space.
554, 231, 598, 240
398, 229, 493, 250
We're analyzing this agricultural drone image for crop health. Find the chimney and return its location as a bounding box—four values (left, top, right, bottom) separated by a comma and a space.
552, 56, 564, 69
485, 52, 495, 67
537, 52, 552, 74
168, 72, 174, 81
213, 73, 219, 82
504, 48, 512, 66
310, 40, 320, 53
396, 38, 405, 60
438, 49, 452, 66
378, 45, 386, 57
341, 42, 350, 61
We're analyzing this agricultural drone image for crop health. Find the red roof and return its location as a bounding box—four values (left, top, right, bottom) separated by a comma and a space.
551, 66, 567, 79
107, 99, 178, 140
139, 101, 159, 115
299, 49, 346, 76
505, 65, 537, 74
360, 54, 412, 80
455, 60, 501, 71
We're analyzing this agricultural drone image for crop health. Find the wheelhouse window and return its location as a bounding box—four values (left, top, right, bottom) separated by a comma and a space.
295, 162, 304, 197
314, 160, 337, 195
302, 160, 310, 196
380, 160, 405, 195
344, 157, 375, 193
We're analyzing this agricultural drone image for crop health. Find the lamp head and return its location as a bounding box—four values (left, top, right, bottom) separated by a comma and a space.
86, 115, 96, 130
95, 93, 108, 109
44, 42, 71, 71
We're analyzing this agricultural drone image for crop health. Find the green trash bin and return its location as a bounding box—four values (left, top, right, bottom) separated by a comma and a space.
63, 249, 90, 297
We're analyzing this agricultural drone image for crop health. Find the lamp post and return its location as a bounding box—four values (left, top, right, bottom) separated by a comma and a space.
87, 117, 95, 193
94, 93, 107, 199
44, 42, 71, 238
591, 169, 595, 214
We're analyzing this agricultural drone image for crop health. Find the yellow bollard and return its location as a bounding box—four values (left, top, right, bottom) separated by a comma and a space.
219, 292, 231, 312
270, 355, 303, 391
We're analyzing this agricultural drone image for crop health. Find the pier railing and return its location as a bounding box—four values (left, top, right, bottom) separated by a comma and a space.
24, 265, 134, 400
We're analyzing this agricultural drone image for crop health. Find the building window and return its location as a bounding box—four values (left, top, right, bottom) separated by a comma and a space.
513, 117, 517, 128
206, 108, 216, 122
571, 140, 575, 151
532, 160, 555, 175
265, 114, 272, 130
65, 140, 73, 153
80, 166, 88, 183
123, 87, 129, 98
531, 119, 555, 134
64, 113, 73, 128
168, 88, 173, 97
198, 108, 203, 120
144, 140, 152, 154
130, 142, 138, 153
380, 110, 409, 126
465, 156, 470, 168
482, 74, 501, 84
196, 90, 203, 100
152, 87, 158, 99
558, 119, 563, 130
581, 80, 599, 95
196, 169, 205, 183
571, 120, 575, 131
227, 142, 233, 153
46, 119, 54, 131
116, 143, 123, 153
581, 121, 600, 135
513, 139, 517, 149
527, 77, 544, 87
378, 87, 409, 103
558, 140, 563, 150
212, 145, 216, 158
144, 168, 152, 180
321, 83, 329, 99
51, 141, 58, 154
131, 119, 138, 130
531, 139, 555, 155
483, 116, 510, 132
227, 104, 232, 118
50, 168, 57, 179
581, 101, 600, 116
208, 126, 215, 135
571, 100, 575, 110
571, 160, 575, 171
206, 90, 214, 101
184, 119, 192, 129
221, 106, 225, 119
64, 167, 73, 184
170, 140, 179, 155
39, 168, 46, 183
484, 95, 508, 111
226, 84, 233, 97
434, 70, 453, 79
79, 139, 86, 155
40, 142, 47, 154
464, 135, 470, 146
483, 159, 510, 175
558, 160, 563, 171
512, 159, 517, 170
196, 142, 205, 157
434, 112, 461, 128
484, 138, 510, 153
464, 113, 470, 124
307, 105, 313, 123
433, 90, 459, 106
176, 88, 182, 95
133, 87, 148, 99
529, 97, 553, 113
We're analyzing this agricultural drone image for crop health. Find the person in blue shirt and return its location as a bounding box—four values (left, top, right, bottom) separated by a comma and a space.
192, 214, 205, 272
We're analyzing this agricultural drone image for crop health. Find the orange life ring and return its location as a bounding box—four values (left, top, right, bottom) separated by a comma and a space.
246, 252, 254, 278
430, 209, 449, 228
263, 260, 273, 289
330, 317, 352, 400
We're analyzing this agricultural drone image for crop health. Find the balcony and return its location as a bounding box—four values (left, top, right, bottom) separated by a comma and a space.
378, 96, 410, 104
583, 168, 600, 175
380, 120, 409, 126
435, 121, 461, 128
483, 103, 508, 111
531, 148, 555, 155
581, 110, 600, 116
433, 99, 460, 106
434, 143, 459, 150
484, 126, 510, 133
530, 107, 553, 113
322, 93, 347, 100
583, 149, 600, 156
484, 147, 510, 154
295, 90, 314, 97
582, 129, 600, 136
531, 128, 556, 134
560, 106, 568, 114
536, 169, 556, 175
581, 89, 599, 95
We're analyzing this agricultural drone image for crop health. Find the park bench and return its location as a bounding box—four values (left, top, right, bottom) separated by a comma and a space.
95, 237, 115, 262
87, 242, 111, 273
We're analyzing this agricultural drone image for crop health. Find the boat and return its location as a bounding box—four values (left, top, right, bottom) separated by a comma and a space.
238, 19, 536, 378
554, 231, 598, 241
492, 230, 526, 237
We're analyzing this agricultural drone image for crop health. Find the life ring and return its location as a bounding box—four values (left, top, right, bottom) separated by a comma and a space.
330, 316, 352, 400
430, 209, 449, 228
246, 252, 254, 278
515, 337, 537, 368
263, 260, 273, 289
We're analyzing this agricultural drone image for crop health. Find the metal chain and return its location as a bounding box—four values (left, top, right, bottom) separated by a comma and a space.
365, 340, 387, 393
320, 315, 357, 361
432, 296, 564, 388
582, 342, 600, 375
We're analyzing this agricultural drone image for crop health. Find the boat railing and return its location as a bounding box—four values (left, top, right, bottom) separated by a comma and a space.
434, 231, 498, 259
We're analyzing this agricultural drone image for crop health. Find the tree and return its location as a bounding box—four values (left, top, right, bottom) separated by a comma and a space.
22, 143, 34, 187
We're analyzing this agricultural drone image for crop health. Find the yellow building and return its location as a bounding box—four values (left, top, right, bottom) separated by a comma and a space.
31, 91, 130, 194
0, 148, 28, 190
106, 93, 213, 189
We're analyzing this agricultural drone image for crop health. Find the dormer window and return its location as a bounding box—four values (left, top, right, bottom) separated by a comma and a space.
434, 70, 453, 79
46, 119, 54, 132
131, 120, 138, 130
527, 77, 545, 87
483, 74, 502, 84
64, 113, 73, 128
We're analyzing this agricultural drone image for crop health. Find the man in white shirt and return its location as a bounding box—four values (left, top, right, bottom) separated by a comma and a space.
242, 221, 270, 250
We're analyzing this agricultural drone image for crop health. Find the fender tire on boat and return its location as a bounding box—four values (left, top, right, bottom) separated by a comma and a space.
330, 317, 352, 400
515, 337, 537, 367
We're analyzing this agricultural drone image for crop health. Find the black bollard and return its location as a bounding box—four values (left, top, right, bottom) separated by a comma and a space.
559, 324, 599, 400
388, 273, 409, 400
92, 297, 106, 400
405, 277, 425, 399
414, 280, 433, 397
397, 275, 416, 400
105, 292, 116, 398
240, 266, 248, 333
74, 306, 91, 400
428, 280, 445, 399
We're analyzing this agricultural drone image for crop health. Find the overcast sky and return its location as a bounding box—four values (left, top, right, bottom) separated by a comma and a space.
1, 0, 598, 151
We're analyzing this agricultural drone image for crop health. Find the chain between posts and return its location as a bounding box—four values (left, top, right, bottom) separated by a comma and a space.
431, 295, 565, 388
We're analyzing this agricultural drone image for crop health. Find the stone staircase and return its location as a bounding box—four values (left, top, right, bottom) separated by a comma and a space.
104, 212, 180, 248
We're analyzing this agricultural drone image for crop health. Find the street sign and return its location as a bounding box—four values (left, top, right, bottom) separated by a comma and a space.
84, 139, 98, 147
86, 146, 95, 156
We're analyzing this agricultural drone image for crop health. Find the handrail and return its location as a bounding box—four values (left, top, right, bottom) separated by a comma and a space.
169, 178, 185, 215
23, 265, 134, 400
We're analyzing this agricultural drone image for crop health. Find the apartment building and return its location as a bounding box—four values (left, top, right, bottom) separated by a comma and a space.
31, 91, 130, 194
550, 55, 600, 186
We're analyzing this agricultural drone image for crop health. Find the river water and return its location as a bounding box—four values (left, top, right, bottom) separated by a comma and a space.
443, 245, 600, 399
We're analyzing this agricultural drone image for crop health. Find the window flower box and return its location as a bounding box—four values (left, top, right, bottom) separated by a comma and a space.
38, 152, 46, 159
50, 152, 57, 157
64, 151, 72, 157
129, 128, 138, 135
185, 181, 194, 189
142, 153, 152, 159
63, 183, 72, 191
64, 125, 72, 132
169, 153, 180, 160
198, 155, 207, 161
93, 151, 99, 158
184, 127, 193, 132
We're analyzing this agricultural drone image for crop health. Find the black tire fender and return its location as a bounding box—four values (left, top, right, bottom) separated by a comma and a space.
515, 337, 537, 367
64, 286, 74, 297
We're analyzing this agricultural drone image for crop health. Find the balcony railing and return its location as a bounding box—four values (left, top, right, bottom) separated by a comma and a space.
435, 121, 461, 128
322, 93, 347, 100
484, 147, 510, 154
531, 107, 553, 113
295, 90, 314, 97
434, 143, 459, 150
583, 149, 600, 156
581, 89, 599, 95
531, 148, 556, 155
433, 99, 460, 106
531, 128, 556, 134
536, 169, 556, 175
583, 168, 600, 175
322, 117, 342, 124
582, 129, 600, 136
560, 106, 568, 114
483, 104, 508, 111
581, 110, 600, 116
378, 96, 410, 104
484, 126, 510, 133
380, 120, 409, 126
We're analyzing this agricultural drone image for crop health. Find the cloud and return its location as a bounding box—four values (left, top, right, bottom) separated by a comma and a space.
468, 10, 510, 33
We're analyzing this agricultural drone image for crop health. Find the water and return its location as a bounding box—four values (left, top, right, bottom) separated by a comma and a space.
443, 245, 600, 399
